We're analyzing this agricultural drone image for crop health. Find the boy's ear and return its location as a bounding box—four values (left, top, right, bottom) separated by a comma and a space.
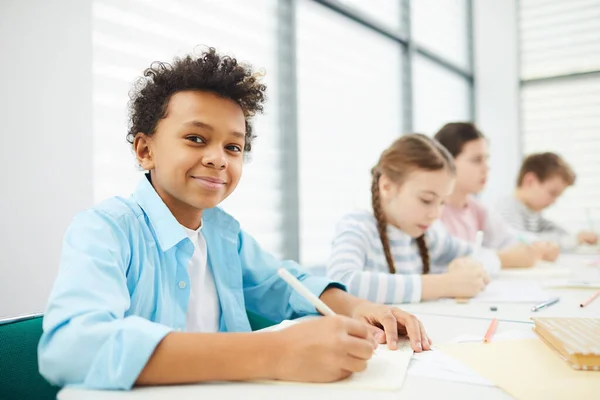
133, 133, 155, 171
522, 171, 539, 187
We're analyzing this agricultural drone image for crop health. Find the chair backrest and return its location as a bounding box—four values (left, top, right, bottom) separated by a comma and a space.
246, 310, 277, 331
0, 314, 59, 400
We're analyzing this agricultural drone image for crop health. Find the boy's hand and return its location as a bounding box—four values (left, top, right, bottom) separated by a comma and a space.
272, 316, 375, 383
350, 302, 431, 352
578, 231, 598, 245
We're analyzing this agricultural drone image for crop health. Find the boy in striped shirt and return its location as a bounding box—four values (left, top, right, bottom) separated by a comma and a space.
496, 152, 597, 250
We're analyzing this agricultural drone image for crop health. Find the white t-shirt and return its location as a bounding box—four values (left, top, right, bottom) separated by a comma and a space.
182, 222, 221, 332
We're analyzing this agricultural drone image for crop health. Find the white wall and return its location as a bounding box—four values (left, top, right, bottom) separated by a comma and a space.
0, 0, 93, 319
473, 0, 521, 205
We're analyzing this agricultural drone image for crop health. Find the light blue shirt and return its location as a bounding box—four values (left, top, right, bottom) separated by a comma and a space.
38, 175, 342, 390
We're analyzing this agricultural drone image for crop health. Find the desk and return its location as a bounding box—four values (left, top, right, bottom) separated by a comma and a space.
59, 314, 521, 400
399, 255, 600, 323
58, 255, 599, 400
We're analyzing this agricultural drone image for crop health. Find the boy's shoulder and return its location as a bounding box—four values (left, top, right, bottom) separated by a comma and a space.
71, 196, 145, 234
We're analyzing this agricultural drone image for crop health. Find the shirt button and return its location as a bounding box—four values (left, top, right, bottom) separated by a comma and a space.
178, 281, 186, 289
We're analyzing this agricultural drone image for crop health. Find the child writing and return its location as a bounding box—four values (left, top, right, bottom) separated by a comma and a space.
38, 48, 430, 390
496, 152, 598, 250
434, 122, 559, 266
326, 134, 500, 304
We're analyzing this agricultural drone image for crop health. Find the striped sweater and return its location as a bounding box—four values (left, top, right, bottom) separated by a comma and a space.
326, 211, 501, 304
495, 195, 577, 250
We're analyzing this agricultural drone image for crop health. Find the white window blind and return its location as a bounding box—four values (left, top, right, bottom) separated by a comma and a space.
412, 0, 470, 71
296, 0, 403, 265
519, 0, 600, 80
93, 0, 285, 257
412, 54, 471, 135
519, 0, 600, 232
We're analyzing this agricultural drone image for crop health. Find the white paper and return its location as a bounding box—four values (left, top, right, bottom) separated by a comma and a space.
408, 348, 494, 387
497, 261, 572, 279
258, 319, 414, 391
450, 329, 537, 344
543, 279, 600, 289
471, 281, 554, 303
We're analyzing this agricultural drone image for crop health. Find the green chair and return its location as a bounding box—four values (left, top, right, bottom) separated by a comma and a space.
0, 314, 59, 400
246, 310, 277, 331
0, 311, 272, 400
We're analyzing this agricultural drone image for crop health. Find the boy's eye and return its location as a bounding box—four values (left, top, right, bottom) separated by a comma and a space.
187, 135, 205, 144
226, 145, 243, 153
421, 198, 433, 205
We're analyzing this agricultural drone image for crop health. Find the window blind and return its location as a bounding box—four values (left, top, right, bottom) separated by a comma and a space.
93, 0, 285, 257
519, 0, 600, 232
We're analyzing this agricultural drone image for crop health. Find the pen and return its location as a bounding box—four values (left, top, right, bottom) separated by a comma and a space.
277, 268, 336, 316
531, 297, 560, 312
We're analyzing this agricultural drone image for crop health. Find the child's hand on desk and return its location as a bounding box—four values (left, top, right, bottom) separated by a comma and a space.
498, 243, 542, 268
445, 257, 489, 298
271, 315, 375, 382
578, 231, 598, 245
350, 302, 431, 353
532, 241, 560, 262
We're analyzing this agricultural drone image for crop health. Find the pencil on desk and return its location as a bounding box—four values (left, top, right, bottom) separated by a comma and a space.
483, 318, 498, 343
277, 268, 336, 316
580, 290, 600, 308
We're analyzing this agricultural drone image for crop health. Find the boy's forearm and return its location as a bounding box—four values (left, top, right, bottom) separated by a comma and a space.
320, 287, 367, 316
136, 331, 281, 385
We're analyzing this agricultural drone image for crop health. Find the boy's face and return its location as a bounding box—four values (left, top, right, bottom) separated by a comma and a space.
454, 138, 489, 195
524, 173, 569, 211
135, 90, 245, 224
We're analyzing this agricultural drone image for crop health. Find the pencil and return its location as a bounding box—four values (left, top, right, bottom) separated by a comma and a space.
483, 318, 498, 343
580, 290, 600, 308
277, 268, 336, 316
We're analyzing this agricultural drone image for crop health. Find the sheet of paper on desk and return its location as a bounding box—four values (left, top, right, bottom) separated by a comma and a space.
450, 329, 537, 344
497, 261, 572, 279
408, 330, 536, 387
471, 281, 553, 303
543, 279, 600, 289
255, 341, 414, 391
258, 319, 414, 391
438, 338, 600, 400
408, 348, 493, 386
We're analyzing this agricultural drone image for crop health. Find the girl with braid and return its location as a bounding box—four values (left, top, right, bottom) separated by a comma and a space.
326, 134, 501, 304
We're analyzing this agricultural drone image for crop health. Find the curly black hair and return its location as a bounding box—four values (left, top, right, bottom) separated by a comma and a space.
127, 47, 266, 153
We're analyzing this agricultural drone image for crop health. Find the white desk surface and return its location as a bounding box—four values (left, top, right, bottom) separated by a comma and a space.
59, 255, 599, 400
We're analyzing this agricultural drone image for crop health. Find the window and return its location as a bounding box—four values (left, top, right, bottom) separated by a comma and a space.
519, 0, 600, 231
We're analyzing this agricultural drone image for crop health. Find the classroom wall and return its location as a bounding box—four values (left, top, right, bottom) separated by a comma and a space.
0, 0, 93, 319
473, 0, 521, 205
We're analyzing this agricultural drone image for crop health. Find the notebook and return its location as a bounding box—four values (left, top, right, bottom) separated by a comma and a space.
257, 319, 414, 391
532, 317, 600, 371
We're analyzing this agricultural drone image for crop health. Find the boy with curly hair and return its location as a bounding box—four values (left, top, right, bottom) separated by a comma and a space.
38, 48, 429, 390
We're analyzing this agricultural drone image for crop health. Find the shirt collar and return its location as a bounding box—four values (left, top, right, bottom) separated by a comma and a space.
132, 174, 188, 252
